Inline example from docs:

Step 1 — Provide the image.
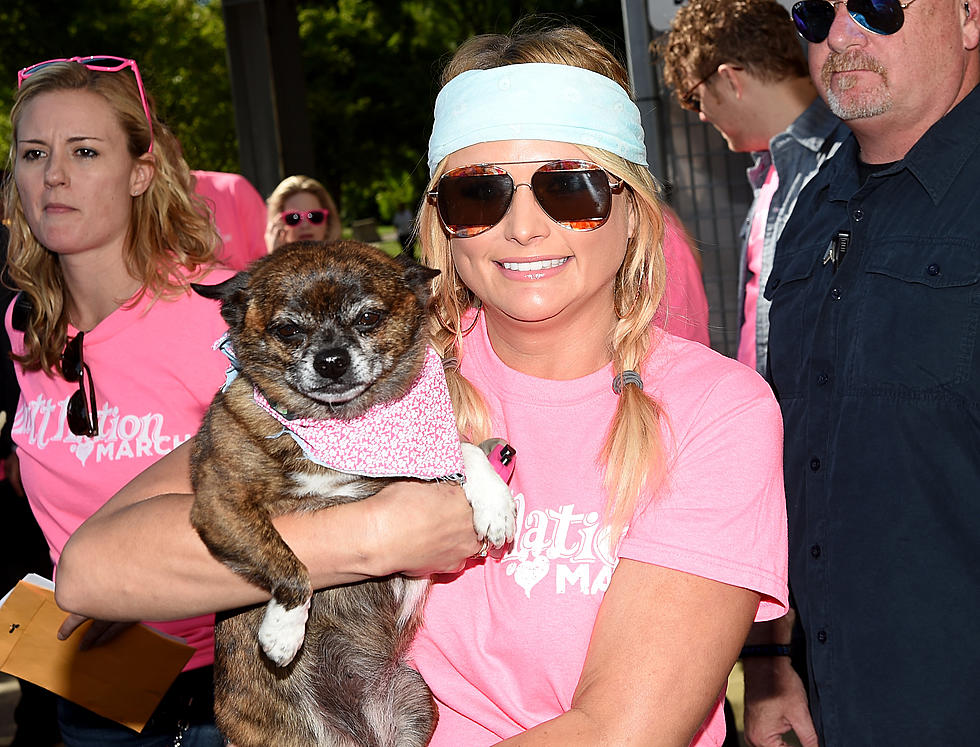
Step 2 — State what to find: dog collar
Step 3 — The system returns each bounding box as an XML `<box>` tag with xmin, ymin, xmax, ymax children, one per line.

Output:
<box><xmin>253</xmin><ymin>346</ymin><xmax>466</xmax><ymax>481</ymax></box>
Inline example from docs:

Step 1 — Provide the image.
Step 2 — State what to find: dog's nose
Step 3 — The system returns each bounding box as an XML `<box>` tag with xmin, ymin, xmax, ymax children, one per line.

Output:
<box><xmin>314</xmin><ymin>348</ymin><xmax>351</xmax><ymax>380</ymax></box>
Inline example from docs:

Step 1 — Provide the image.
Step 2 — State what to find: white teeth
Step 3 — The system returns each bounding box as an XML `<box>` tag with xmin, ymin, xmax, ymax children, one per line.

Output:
<box><xmin>501</xmin><ymin>258</ymin><xmax>568</xmax><ymax>272</ymax></box>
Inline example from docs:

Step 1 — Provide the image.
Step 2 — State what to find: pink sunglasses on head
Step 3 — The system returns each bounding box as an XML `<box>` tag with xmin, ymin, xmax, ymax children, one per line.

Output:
<box><xmin>17</xmin><ymin>55</ymin><xmax>154</xmax><ymax>153</ymax></box>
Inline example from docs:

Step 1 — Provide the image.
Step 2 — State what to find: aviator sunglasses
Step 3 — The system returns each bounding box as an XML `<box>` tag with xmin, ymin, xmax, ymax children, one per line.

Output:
<box><xmin>280</xmin><ymin>208</ymin><xmax>329</xmax><ymax>227</ymax></box>
<box><xmin>17</xmin><ymin>55</ymin><xmax>154</xmax><ymax>153</ymax></box>
<box><xmin>428</xmin><ymin>159</ymin><xmax>625</xmax><ymax>239</ymax></box>
<box><xmin>792</xmin><ymin>0</ymin><xmax>920</xmax><ymax>43</ymax></box>
<box><xmin>60</xmin><ymin>332</ymin><xmax>99</xmax><ymax>438</ymax></box>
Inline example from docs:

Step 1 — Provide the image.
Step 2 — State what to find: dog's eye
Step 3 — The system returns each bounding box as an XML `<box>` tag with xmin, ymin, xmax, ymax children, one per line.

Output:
<box><xmin>354</xmin><ymin>310</ymin><xmax>384</xmax><ymax>330</ymax></box>
<box><xmin>272</xmin><ymin>323</ymin><xmax>304</xmax><ymax>341</ymax></box>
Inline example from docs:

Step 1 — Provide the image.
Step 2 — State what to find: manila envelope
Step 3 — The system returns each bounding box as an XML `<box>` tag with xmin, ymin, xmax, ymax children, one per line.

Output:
<box><xmin>0</xmin><ymin>577</ymin><xmax>194</xmax><ymax>732</ymax></box>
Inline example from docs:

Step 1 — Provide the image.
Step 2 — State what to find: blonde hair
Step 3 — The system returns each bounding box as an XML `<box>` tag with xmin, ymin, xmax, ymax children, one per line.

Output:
<box><xmin>2</xmin><ymin>60</ymin><xmax>218</xmax><ymax>372</ymax></box>
<box><xmin>421</xmin><ymin>25</ymin><xmax>669</xmax><ymax>540</ymax></box>
<box><xmin>266</xmin><ymin>175</ymin><xmax>342</xmax><ymax>242</ymax></box>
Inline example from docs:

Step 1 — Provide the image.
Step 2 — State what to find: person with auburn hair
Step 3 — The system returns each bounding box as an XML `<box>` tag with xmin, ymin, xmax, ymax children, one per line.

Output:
<box><xmin>264</xmin><ymin>173</ymin><xmax>342</xmax><ymax>252</ymax></box>
<box><xmin>658</xmin><ymin>0</ymin><xmax>847</xmax><ymax>375</ymax></box>
<box><xmin>3</xmin><ymin>56</ymin><xmax>232</xmax><ymax>745</ymax></box>
<box><xmin>56</xmin><ymin>25</ymin><xmax>787</xmax><ymax>746</ymax></box>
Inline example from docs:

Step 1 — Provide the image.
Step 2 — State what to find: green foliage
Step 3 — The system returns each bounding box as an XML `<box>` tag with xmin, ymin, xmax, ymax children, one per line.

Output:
<box><xmin>296</xmin><ymin>0</ymin><xmax>625</xmax><ymax>221</ymax></box>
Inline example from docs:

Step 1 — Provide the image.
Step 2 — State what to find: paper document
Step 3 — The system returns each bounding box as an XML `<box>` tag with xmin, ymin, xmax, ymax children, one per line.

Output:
<box><xmin>0</xmin><ymin>574</ymin><xmax>194</xmax><ymax>732</ymax></box>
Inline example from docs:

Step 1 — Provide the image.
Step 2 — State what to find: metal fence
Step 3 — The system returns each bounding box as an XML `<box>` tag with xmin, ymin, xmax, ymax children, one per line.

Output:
<box><xmin>652</xmin><ymin>70</ymin><xmax>754</xmax><ymax>357</ymax></box>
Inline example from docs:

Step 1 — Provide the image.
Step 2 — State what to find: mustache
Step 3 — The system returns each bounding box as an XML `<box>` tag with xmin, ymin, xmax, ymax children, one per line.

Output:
<box><xmin>822</xmin><ymin>51</ymin><xmax>886</xmax><ymax>76</ymax></box>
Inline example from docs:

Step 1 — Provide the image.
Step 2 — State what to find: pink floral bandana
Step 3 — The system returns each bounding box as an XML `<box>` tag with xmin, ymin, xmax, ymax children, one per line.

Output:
<box><xmin>253</xmin><ymin>346</ymin><xmax>466</xmax><ymax>480</ymax></box>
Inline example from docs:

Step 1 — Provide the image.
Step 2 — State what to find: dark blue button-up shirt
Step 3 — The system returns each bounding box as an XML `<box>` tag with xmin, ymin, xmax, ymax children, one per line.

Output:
<box><xmin>765</xmin><ymin>83</ymin><xmax>980</xmax><ymax>746</ymax></box>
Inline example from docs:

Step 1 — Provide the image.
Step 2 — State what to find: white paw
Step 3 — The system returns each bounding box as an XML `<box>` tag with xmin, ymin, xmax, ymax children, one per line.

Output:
<box><xmin>258</xmin><ymin>597</ymin><xmax>310</xmax><ymax>666</ymax></box>
<box><xmin>460</xmin><ymin>442</ymin><xmax>517</xmax><ymax>548</ymax></box>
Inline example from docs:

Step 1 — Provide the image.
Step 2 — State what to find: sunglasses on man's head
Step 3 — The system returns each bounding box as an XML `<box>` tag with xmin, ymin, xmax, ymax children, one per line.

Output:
<box><xmin>427</xmin><ymin>159</ymin><xmax>625</xmax><ymax>239</ymax></box>
<box><xmin>792</xmin><ymin>0</ymin><xmax>919</xmax><ymax>44</ymax></box>
<box><xmin>281</xmin><ymin>209</ymin><xmax>329</xmax><ymax>227</ymax></box>
<box><xmin>60</xmin><ymin>332</ymin><xmax>99</xmax><ymax>438</ymax></box>
<box><xmin>17</xmin><ymin>56</ymin><xmax>154</xmax><ymax>153</ymax></box>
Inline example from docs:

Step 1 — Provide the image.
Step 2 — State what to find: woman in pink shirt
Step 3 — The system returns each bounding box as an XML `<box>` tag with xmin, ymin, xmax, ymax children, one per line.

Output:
<box><xmin>58</xmin><ymin>26</ymin><xmax>787</xmax><ymax>746</ymax></box>
<box><xmin>3</xmin><ymin>56</ymin><xmax>232</xmax><ymax>745</ymax></box>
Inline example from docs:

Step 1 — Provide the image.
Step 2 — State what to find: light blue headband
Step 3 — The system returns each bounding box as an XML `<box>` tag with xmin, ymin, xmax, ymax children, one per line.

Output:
<box><xmin>427</xmin><ymin>62</ymin><xmax>648</xmax><ymax>177</ymax></box>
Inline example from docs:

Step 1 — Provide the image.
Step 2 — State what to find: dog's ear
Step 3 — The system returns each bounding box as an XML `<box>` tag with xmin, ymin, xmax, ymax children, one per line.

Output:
<box><xmin>395</xmin><ymin>252</ymin><xmax>440</xmax><ymax>293</ymax></box>
<box><xmin>191</xmin><ymin>273</ymin><xmax>250</xmax><ymax>330</ymax></box>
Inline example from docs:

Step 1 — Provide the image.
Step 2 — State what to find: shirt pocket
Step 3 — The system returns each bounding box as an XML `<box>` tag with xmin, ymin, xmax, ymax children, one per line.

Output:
<box><xmin>764</xmin><ymin>245</ymin><xmax>826</xmax><ymax>400</ymax></box>
<box><xmin>847</xmin><ymin>238</ymin><xmax>980</xmax><ymax>394</ymax></box>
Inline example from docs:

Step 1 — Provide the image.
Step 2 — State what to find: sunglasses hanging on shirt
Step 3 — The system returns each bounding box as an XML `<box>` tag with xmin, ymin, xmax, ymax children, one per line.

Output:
<box><xmin>428</xmin><ymin>159</ymin><xmax>625</xmax><ymax>239</ymax></box>
<box><xmin>60</xmin><ymin>331</ymin><xmax>99</xmax><ymax>438</ymax></box>
<box><xmin>791</xmin><ymin>0</ymin><xmax>919</xmax><ymax>44</ymax></box>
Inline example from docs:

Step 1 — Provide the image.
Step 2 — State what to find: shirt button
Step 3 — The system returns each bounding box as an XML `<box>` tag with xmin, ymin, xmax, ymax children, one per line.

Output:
<box><xmin>927</xmin><ymin>263</ymin><xmax>941</xmax><ymax>276</ymax></box>
<box><xmin>810</xmin><ymin>457</ymin><xmax>821</xmax><ymax>472</ymax></box>
<box><xmin>817</xmin><ymin>630</ymin><xmax>828</xmax><ymax>643</ymax></box>
<box><xmin>830</xmin><ymin>288</ymin><xmax>842</xmax><ymax>300</ymax></box>
<box><xmin>817</xmin><ymin>372</ymin><xmax>830</xmax><ymax>386</ymax></box>
<box><xmin>852</xmin><ymin>209</ymin><xmax>864</xmax><ymax>221</ymax></box>
<box><xmin>810</xmin><ymin>544</ymin><xmax>822</xmax><ymax>558</ymax></box>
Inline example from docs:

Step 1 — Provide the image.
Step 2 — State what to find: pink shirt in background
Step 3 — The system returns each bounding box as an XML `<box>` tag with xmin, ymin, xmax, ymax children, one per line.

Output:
<box><xmin>657</xmin><ymin>208</ymin><xmax>710</xmax><ymax>346</ymax></box>
<box><xmin>737</xmin><ymin>165</ymin><xmax>779</xmax><ymax>369</ymax></box>
<box><xmin>5</xmin><ymin>268</ymin><xmax>234</xmax><ymax>670</ymax></box>
<box><xmin>413</xmin><ymin>318</ymin><xmax>789</xmax><ymax>746</ymax></box>
<box><xmin>193</xmin><ymin>170</ymin><xmax>268</xmax><ymax>271</ymax></box>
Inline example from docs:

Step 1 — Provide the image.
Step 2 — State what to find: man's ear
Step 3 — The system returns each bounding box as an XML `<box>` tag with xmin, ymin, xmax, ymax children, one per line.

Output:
<box><xmin>716</xmin><ymin>63</ymin><xmax>745</xmax><ymax>100</ymax></box>
<box><xmin>963</xmin><ymin>0</ymin><xmax>980</xmax><ymax>51</ymax></box>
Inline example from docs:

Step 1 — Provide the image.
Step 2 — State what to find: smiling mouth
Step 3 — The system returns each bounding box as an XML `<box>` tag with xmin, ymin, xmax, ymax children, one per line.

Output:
<box><xmin>499</xmin><ymin>258</ymin><xmax>569</xmax><ymax>272</ymax></box>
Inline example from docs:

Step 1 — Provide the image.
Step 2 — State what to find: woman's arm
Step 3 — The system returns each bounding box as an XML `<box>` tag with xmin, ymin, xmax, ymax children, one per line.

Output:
<box><xmin>499</xmin><ymin>559</ymin><xmax>759</xmax><ymax>747</ymax></box>
<box><xmin>56</xmin><ymin>439</ymin><xmax>483</xmax><ymax>621</ymax></box>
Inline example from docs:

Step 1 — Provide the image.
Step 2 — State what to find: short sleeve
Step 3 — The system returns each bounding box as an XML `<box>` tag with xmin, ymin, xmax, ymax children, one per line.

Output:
<box><xmin>619</xmin><ymin>367</ymin><xmax>789</xmax><ymax>621</ymax></box>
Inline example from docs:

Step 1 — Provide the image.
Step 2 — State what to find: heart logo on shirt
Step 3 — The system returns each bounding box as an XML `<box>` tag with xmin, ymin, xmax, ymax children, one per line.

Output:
<box><xmin>509</xmin><ymin>554</ymin><xmax>549</xmax><ymax>598</ymax></box>
<box><xmin>72</xmin><ymin>438</ymin><xmax>94</xmax><ymax>466</ymax></box>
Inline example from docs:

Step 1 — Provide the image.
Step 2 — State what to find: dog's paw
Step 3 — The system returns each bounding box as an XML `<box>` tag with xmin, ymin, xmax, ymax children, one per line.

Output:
<box><xmin>460</xmin><ymin>442</ymin><xmax>517</xmax><ymax>548</ymax></box>
<box><xmin>258</xmin><ymin>597</ymin><xmax>310</xmax><ymax>666</ymax></box>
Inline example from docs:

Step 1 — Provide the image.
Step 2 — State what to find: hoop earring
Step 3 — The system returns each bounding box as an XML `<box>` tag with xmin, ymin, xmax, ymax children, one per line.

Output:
<box><xmin>461</xmin><ymin>300</ymin><xmax>482</xmax><ymax>336</ymax></box>
<box><xmin>433</xmin><ymin>299</ymin><xmax>482</xmax><ymax>337</ymax></box>
<box><xmin>614</xmin><ymin>259</ymin><xmax>645</xmax><ymax>320</ymax></box>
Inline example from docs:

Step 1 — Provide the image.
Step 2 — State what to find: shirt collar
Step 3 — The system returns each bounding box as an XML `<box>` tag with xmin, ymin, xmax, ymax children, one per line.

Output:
<box><xmin>826</xmin><ymin>83</ymin><xmax>980</xmax><ymax>205</ymax></box>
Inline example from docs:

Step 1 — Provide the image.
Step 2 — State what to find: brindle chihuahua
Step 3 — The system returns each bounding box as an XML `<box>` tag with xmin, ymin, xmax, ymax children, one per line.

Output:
<box><xmin>189</xmin><ymin>240</ymin><xmax>516</xmax><ymax>747</ymax></box>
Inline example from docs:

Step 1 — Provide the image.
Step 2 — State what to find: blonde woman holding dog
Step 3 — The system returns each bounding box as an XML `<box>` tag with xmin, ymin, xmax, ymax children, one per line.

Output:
<box><xmin>58</xmin><ymin>25</ymin><xmax>789</xmax><ymax>746</ymax></box>
<box><xmin>3</xmin><ymin>57</ymin><xmax>234</xmax><ymax>745</ymax></box>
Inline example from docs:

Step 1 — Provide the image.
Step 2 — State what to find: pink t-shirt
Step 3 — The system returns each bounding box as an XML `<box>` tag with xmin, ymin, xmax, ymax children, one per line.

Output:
<box><xmin>5</xmin><ymin>267</ymin><xmax>235</xmax><ymax>670</ymax></box>
<box><xmin>193</xmin><ymin>170</ymin><xmax>268</xmax><ymax>271</ymax></box>
<box><xmin>737</xmin><ymin>165</ymin><xmax>779</xmax><ymax>369</ymax></box>
<box><xmin>413</xmin><ymin>319</ymin><xmax>788</xmax><ymax>746</ymax></box>
<box><xmin>658</xmin><ymin>209</ymin><xmax>710</xmax><ymax>346</ymax></box>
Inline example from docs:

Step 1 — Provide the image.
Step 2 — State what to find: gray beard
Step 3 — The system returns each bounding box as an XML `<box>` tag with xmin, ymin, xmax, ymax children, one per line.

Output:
<box><xmin>825</xmin><ymin>90</ymin><xmax>893</xmax><ymax>120</ymax></box>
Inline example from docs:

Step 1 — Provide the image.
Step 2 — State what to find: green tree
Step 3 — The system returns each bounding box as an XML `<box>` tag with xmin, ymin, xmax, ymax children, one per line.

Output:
<box><xmin>295</xmin><ymin>0</ymin><xmax>624</xmax><ymax>221</ymax></box>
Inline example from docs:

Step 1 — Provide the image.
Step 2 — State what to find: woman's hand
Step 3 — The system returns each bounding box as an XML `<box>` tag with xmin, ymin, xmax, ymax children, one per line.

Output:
<box><xmin>325</xmin><ymin>479</ymin><xmax>485</xmax><ymax>581</ymax></box>
<box><xmin>57</xmin><ymin>614</ymin><xmax>138</xmax><ymax>650</ymax></box>
<box><xmin>264</xmin><ymin>216</ymin><xmax>286</xmax><ymax>253</ymax></box>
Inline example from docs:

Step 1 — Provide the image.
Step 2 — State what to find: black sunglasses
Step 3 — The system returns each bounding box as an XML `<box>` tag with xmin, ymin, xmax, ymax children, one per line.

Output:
<box><xmin>281</xmin><ymin>209</ymin><xmax>329</xmax><ymax>227</ymax></box>
<box><xmin>427</xmin><ymin>159</ymin><xmax>625</xmax><ymax>239</ymax></box>
<box><xmin>60</xmin><ymin>332</ymin><xmax>99</xmax><ymax>437</ymax></box>
<box><xmin>792</xmin><ymin>0</ymin><xmax>919</xmax><ymax>43</ymax></box>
